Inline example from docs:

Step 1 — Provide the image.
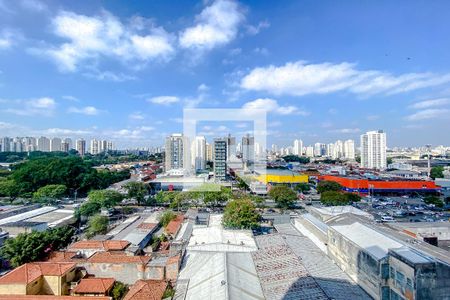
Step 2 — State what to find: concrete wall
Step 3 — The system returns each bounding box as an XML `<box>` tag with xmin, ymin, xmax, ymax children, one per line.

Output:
<box><xmin>80</xmin><ymin>262</ymin><xmax>147</xmax><ymax>285</ymax></box>
<box><xmin>41</xmin><ymin>276</ymin><xmax>61</xmax><ymax>295</ymax></box>
<box><xmin>0</xmin><ymin>283</ymin><xmax>27</xmax><ymax>295</ymax></box>
<box><xmin>327</xmin><ymin>228</ymin><xmax>381</xmax><ymax>299</ymax></box>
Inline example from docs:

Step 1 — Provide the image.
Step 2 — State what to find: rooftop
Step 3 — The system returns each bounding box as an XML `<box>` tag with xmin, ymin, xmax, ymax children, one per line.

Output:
<box><xmin>0</xmin><ymin>296</ymin><xmax>110</xmax><ymax>300</ymax></box>
<box><xmin>0</xmin><ymin>262</ymin><xmax>76</xmax><ymax>284</ymax></box>
<box><xmin>124</xmin><ymin>279</ymin><xmax>167</xmax><ymax>300</ymax></box>
<box><xmin>87</xmin><ymin>252</ymin><xmax>151</xmax><ymax>264</ymax></box>
<box><xmin>165</xmin><ymin>215</ymin><xmax>184</xmax><ymax>235</ymax></box>
<box><xmin>69</xmin><ymin>240</ymin><xmax>130</xmax><ymax>251</ymax></box>
<box><xmin>74</xmin><ymin>278</ymin><xmax>115</xmax><ymax>294</ymax></box>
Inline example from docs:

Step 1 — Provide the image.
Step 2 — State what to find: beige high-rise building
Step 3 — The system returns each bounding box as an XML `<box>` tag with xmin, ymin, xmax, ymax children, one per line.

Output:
<box><xmin>76</xmin><ymin>139</ymin><xmax>86</xmax><ymax>156</ymax></box>
<box><xmin>165</xmin><ymin>134</ymin><xmax>190</xmax><ymax>172</ymax></box>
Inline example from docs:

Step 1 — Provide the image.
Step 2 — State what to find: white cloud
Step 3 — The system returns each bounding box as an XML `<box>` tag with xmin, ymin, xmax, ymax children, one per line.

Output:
<box><xmin>20</xmin><ymin>0</ymin><xmax>47</xmax><ymax>12</ymax></box>
<box><xmin>405</xmin><ymin>109</ymin><xmax>450</xmax><ymax>121</ymax></box>
<box><xmin>35</xmin><ymin>10</ymin><xmax>174</xmax><ymax>72</ymax></box>
<box><xmin>198</xmin><ymin>83</ymin><xmax>209</xmax><ymax>92</ymax></box>
<box><xmin>62</xmin><ymin>95</ymin><xmax>79</xmax><ymax>102</ymax></box>
<box><xmin>68</xmin><ymin>106</ymin><xmax>101</xmax><ymax>115</ymax></box>
<box><xmin>179</xmin><ymin>0</ymin><xmax>244</xmax><ymax>50</ymax></box>
<box><xmin>148</xmin><ymin>96</ymin><xmax>180</xmax><ymax>105</ymax></box>
<box><xmin>409</xmin><ymin>98</ymin><xmax>450</xmax><ymax>109</ymax></box>
<box><xmin>245</xmin><ymin>20</ymin><xmax>270</xmax><ymax>35</ymax></box>
<box><xmin>3</xmin><ymin>97</ymin><xmax>56</xmax><ymax>116</ymax></box>
<box><xmin>0</xmin><ymin>29</ymin><xmax>15</xmax><ymax>50</ymax></box>
<box><xmin>329</xmin><ymin>128</ymin><xmax>361</xmax><ymax>134</ymax></box>
<box><xmin>129</xmin><ymin>112</ymin><xmax>145</xmax><ymax>120</ymax></box>
<box><xmin>42</xmin><ymin>128</ymin><xmax>93</xmax><ymax>136</ymax></box>
<box><xmin>241</xmin><ymin>61</ymin><xmax>450</xmax><ymax>97</ymax></box>
<box><xmin>242</xmin><ymin>98</ymin><xmax>308</xmax><ymax>115</ymax></box>
<box><xmin>83</xmin><ymin>69</ymin><xmax>137</xmax><ymax>82</ymax></box>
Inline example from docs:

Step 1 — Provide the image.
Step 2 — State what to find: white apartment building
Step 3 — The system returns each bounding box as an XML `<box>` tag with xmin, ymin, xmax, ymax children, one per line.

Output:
<box><xmin>306</xmin><ymin>146</ymin><xmax>314</xmax><ymax>157</ymax></box>
<box><xmin>76</xmin><ymin>139</ymin><xmax>86</xmax><ymax>156</ymax></box>
<box><xmin>192</xmin><ymin>136</ymin><xmax>206</xmax><ymax>171</ymax></box>
<box><xmin>37</xmin><ymin>136</ymin><xmax>50</xmax><ymax>152</ymax></box>
<box><xmin>360</xmin><ymin>130</ymin><xmax>387</xmax><ymax>169</ymax></box>
<box><xmin>293</xmin><ymin>139</ymin><xmax>303</xmax><ymax>156</ymax></box>
<box><xmin>343</xmin><ymin>139</ymin><xmax>355</xmax><ymax>160</ymax></box>
<box><xmin>165</xmin><ymin>134</ymin><xmax>190</xmax><ymax>172</ymax></box>
<box><xmin>50</xmin><ymin>137</ymin><xmax>62</xmax><ymax>152</ymax></box>
<box><xmin>90</xmin><ymin>139</ymin><xmax>100</xmax><ymax>155</ymax></box>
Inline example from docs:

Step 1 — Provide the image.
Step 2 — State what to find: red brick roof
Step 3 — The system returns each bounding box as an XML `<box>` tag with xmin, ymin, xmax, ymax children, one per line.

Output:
<box><xmin>87</xmin><ymin>252</ymin><xmax>151</xmax><ymax>264</ymax></box>
<box><xmin>47</xmin><ymin>252</ymin><xmax>85</xmax><ymax>263</ymax></box>
<box><xmin>0</xmin><ymin>262</ymin><xmax>76</xmax><ymax>284</ymax></box>
<box><xmin>165</xmin><ymin>215</ymin><xmax>184</xmax><ymax>235</ymax></box>
<box><xmin>74</xmin><ymin>278</ymin><xmax>115</xmax><ymax>294</ymax></box>
<box><xmin>0</xmin><ymin>296</ymin><xmax>110</xmax><ymax>300</ymax></box>
<box><xmin>167</xmin><ymin>255</ymin><xmax>180</xmax><ymax>265</ymax></box>
<box><xmin>124</xmin><ymin>280</ymin><xmax>167</xmax><ymax>300</ymax></box>
<box><xmin>69</xmin><ymin>240</ymin><xmax>130</xmax><ymax>251</ymax></box>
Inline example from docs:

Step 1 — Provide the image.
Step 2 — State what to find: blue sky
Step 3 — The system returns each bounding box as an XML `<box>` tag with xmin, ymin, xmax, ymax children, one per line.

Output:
<box><xmin>0</xmin><ymin>0</ymin><xmax>450</xmax><ymax>148</ymax></box>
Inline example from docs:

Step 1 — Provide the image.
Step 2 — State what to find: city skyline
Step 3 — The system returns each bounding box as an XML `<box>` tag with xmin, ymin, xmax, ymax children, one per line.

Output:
<box><xmin>1</xmin><ymin>0</ymin><xmax>450</xmax><ymax>148</ymax></box>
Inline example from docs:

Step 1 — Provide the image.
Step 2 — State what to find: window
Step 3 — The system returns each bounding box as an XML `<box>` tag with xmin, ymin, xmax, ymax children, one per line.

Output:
<box><xmin>390</xmin><ymin>266</ymin><xmax>395</xmax><ymax>280</ymax></box>
<box><xmin>381</xmin><ymin>263</ymin><xmax>390</xmax><ymax>279</ymax></box>
<box><xmin>396</xmin><ymin>271</ymin><xmax>405</xmax><ymax>287</ymax></box>
<box><xmin>406</xmin><ymin>278</ymin><xmax>413</xmax><ymax>290</ymax></box>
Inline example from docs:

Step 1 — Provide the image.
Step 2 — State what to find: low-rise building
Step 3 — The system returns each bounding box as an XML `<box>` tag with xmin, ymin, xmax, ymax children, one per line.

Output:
<box><xmin>72</xmin><ymin>278</ymin><xmax>115</xmax><ymax>297</ymax></box>
<box><xmin>124</xmin><ymin>279</ymin><xmax>167</xmax><ymax>300</ymax></box>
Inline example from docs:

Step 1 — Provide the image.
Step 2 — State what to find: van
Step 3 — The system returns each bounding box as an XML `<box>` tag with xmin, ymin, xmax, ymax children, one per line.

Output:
<box><xmin>381</xmin><ymin>216</ymin><xmax>395</xmax><ymax>222</ymax></box>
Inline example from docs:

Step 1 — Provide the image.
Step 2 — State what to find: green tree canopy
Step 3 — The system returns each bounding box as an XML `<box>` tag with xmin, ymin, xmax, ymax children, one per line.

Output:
<box><xmin>86</xmin><ymin>214</ymin><xmax>109</xmax><ymax>238</ymax></box>
<box><xmin>424</xmin><ymin>195</ymin><xmax>444</xmax><ymax>208</ymax></box>
<box><xmin>160</xmin><ymin>211</ymin><xmax>176</xmax><ymax>227</ymax></box>
<box><xmin>317</xmin><ymin>180</ymin><xmax>342</xmax><ymax>193</ymax></box>
<box><xmin>123</xmin><ymin>181</ymin><xmax>148</xmax><ymax>205</ymax></box>
<box><xmin>33</xmin><ymin>184</ymin><xmax>67</xmax><ymax>202</ymax></box>
<box><xmin>0</xmin><ymin>179</ymin><xmax>21</xmax><ymax>202</ymax></box>
<box><xmin>88</xmin><ymin>190</ymin><xmax>124</xmax><ymax>208</ymax></box>
<box><xmin>268</xmin><ymin>185</ymin><xmax>297</xmax><ymax>209</ymax></box>
<box><xmin>222</xmin><ymin>199</ymin><xmax>260</xmax><ymax>229</ymax></box>
<box><xmin>0</xmin><ymin>226</ymin><xmax>74</xmax><ymax>267</ymax></box>
<box><xmin>111</xmin><ymin>281</ymin><xmax>128</xmax><ymax>300</ymax></box>
<box><xmin>282</xmin><ymin>155</ymin><xmax>310</xmax><ymax>163</ymax></box>
<box><xmin>320</xmin><ymin>191</ymin><xmax>348</xmax><ymax>206</ymax></box>
<box><xmin>430</xmin><ymin>166</ymin><xmax>444</xmax><ymax>179</ymax></box>
<box><xmin>295</xmin><ymin>183</ymin><xmax>311</xmax><ymax>193</ymax></box>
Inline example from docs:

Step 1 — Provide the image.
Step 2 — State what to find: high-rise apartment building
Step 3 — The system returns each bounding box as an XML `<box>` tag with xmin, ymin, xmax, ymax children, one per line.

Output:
<box><xmin>192</xmin><ymin>136</ymin><xmax>206</xmax><ymax>171</ymax></box>
<box><xmin>165</xmin><ymin>134</ymin><xmax>189</xmax><ymax>171</ymax></box>
<box><xmin>90</xmin><ymin>139</ymin><xmax>100</xmax><ymax>155</ymax></box>
<box><xmin>1</xmin><ymin>137</ymin><xmax>11</xmax><ymax>152</ymax></box>
<box><xmin>242</xmin><ymin>134</ymin><xmax>254</xmax><ymax>162</ymax></box>
<box><xmin>333</xmin><ymin>140</ymin><xmax>344</xmax><ymax>159</ymax></box>
<box><xmin>293</xmin><ymin>139</ymin><xmax>303</xmax><ymax>156</ymax></box>
<box><xmin>213</xmin><ymin>138</ymin><xmax>227</xmax><ymax>181</ymax></box>
<box><xmin>344</xmin><ymin>139</ymin><xmax>355</xmax><ymax>160</ymax></box>
<box><xmin>206</xmin><ymin>143</ymin><xmax>213</xmax><ymax>161</ymax></box>
<box><xmin>326</xmin><ymin>143</ymin><xmax>335</xmax><ymax>157</ymax></box>
<box><xmin>306</xmin><ymin>146</ymin><xmax>314</xmax><ymax>157</ymax></box>
<box><xmin>226</xmin><ymin>134</ymin><xmax>236</xmax><ymax>160</ymax></box>
<box><xmin>360</xmin><ymin>130</ymin><xmax>387</xmax><ymax>169</ymax></box>
<box><xmin>63</xmin><ymin>138</ymin><xmax>73</xmax><ymax>150</ymax></box>
<box><xmin>314</xmin><ymin>143</ymin><xmax>326</xmax><ymax>157</ymax></box>
<box><xmin>50</xmin><ymin>137</ymin><xmax>62</xmax><ymax>152</ymax></box>
<box><xmin>76</xmin><ymin>139</ymin><xmax>86</xmax><ymax>156</ymax></box>
<box><xmin>37</xmin><ymin>136</ymin><xmax>50</xmax><ymax>152</ymax></box>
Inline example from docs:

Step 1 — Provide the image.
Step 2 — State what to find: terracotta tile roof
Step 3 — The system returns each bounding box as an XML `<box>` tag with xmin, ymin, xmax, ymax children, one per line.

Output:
<box><xmin>47</xmin><ymin>252</ymin><xmax>85</xmax><ymax>263</ymax></box>
<box><xmin>74</xmin><ymin>278</ymin><xmax>115</xmax><ymax>294</ymax></box>
<box><xmin>69</xmin><ymin>240</ymin><xmax>130</xmax><ymax>251</ymax></box>
<box><xmin>167</xmin><ymin>255</ymin><xmax>180</xmax><ymax>265</ymax></box>
<box><xmin>0</xmin><ymin>296</ymin><xmax>110</xmax><ymax>300</ymax></box>
<box><xmin>124</xmin><ymin>280</ymin><xmax>167</xmax><ymax>300</ymax></box>
<box><xmin>137</xmin><ymin>223</ymin><xmax>158</xmax><ymax>230</ymax></box>
<box><xmin>165</xmin><ymin>215</ymin><xmax>184</xmax><ymax>235</ymax></box>
<box><xmin>87</xmin><ymin>252</ymin><xmax>151</xmax><ymax>264</ymax></box>
<box><xmin>0</xmin><ymin>262</ymin><xmax>76</xmax><ymax>284</ymax></box>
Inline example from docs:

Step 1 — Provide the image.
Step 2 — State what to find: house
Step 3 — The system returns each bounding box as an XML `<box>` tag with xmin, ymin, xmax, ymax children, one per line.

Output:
<box><xmin>165</xmin><ymin>215</ymin><xmax>184</xmax><ymax>238</ymax></box>
<box><xmin>0</xmin><ymin>262</ymin><xmax>79</xmax><ymax>296</ymax></box>
<box><xmin>124</xmin><ymin>280</ymin><xmax>167</xmax><ymax>300</ymax></box>
<box><xmin>73</xmin><ymin>278</ymin><xmax>115</xmax><ymax>297</ymax></box>
<box><xmin>67</xmin><ymin>240</ymin><xmax>130</xmax><ymax>257</ymax></box>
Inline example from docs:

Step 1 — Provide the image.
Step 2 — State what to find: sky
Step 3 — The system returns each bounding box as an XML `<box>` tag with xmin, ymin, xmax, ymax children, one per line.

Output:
<box><xmin>1</xmin><ymin>0</ymin><xmax>450</xmax><ymax>149</ymax></box>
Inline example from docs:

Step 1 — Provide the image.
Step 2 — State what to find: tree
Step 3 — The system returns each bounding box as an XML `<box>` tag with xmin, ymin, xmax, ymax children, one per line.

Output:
<box><xmin>320</xmin><ymin>191</ymin><xmax>348</xmax><ymax>206</ymax></box>
<box><xmin>86</xmin><ymin>215</ymin><xmax>109</xmax><ymax>238</ymax></box>
<box><xmin>386</xmin><ymin>157</ymin><xmax>393</xmax><ymax>165</ymax></box>
<box><xmin>88</xmin><ymin>190</ymin><xmax>123</xmax><ymax>208</ymax></box>
<box><xmin>79</xmin><ymin>200</ymin><xmax>102</xmax><ymax>217</ymax></box>
<box><xmin>430</xmin><ymin>166</ymin><xmax>444</xmax><ymax>179</ymax></box>
<box><xmin>317</xmin><ymin>180</ymin><xmax>342</xmax><ymax>193</ymax></box>
<box><xmin>222</xmin><ymin>199</ymin><xmax>260</xmax><ymax>229</ymax></box>
<box><xmin>123</xmin><ymin>181</ymin><xmax>148</xmax><ymax>205</ymax></box>
<box><xmin>0</xmin><ymin>226</ymin><xmax>74</xmax><ymax>267</ymax></box>
<box><xmin>268</xmin><ymin>185</ymin><xmax>297</xmax><ymax>209</ymax></box>
<box><xmin>160</xmin><ymin>211</ymin><xmax>176</xmax><ymax>227</ymax></box>
<box><xmin>110</xmin><ymin>281</ymin><xmax>128</xmax><ymax>300</ymax></box>
<box><xmin>295</xmin><ymin>183</ymin><xmax>311</xmax><ymax>193</ymax></box>
<box><xmin>282</xmin><ymin>155</ymin><xmax>310</xmax><ymax>164</ymax></box>
<box><xmin>424</xmin><ymin>195</ymin><xmax>444</xmax><ymax>208</ymax></box>
<box><xmin>345</xmin><ymin>193</ymin><xmax>362</xmax><ymax>203</ymax></box>
<box><xmin>33</xmin><ymin>184</ymin><xmax>67</xmax><ymax>203</ymax></box>
<box><xmin>0</xmin><ymin>179</ymin><xmax>20</xmax><ymax>202</ymax></box>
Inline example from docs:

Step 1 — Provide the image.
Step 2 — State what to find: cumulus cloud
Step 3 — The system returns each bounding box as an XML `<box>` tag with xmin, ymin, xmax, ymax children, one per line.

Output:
<box><xmin>405</xmin><ymin>109</ymin><xmax>450</xmax><ymax>121</ymax></box>
<box><xmin>33</xmin><ymin>10</ymin><xmax>174</xmax><ymax>72</ymax></box>
<box><xmin>129</xmin><ymin>112</ymin><xmax>145</xmax><ymax>120</ymax></box>
<box><xmin>409</xmin><ymin>98</ymin><xmax>450</xmax><ymax>109</ymax></box>
<box><xmin>179</xmin><ymin>0</ymin><xmax>244</xmax><ymax>50</ymax></box>
<box><xmin>0</xmin><ymin>29</ymin><xmax>16</xmax><ymax>50</ymax></box>
<box><xmin>148</xmin><ymin>96</ymin><xmax>180</xmax><ymax>105</ymax></box>
<box><xmin>245</xmin><ymin>20</ymin><xmax>270</xmax><ymax>35</ymax></box>
<box><xmin>2</xmin><ymin>97</ymin><xmax>56</xmax><ymax>116</ymax></box>
<box><xmin>240</xmin><ymin>61</ymin><xmax>450</xmax><ymax>97</ymax></box>
<box><xmin>242</xmin><ymin>98</ymin><xmax>309</xmax><ymax>115</ymax></box>
<box><xmin>68</xmin><ymin>106</ymin><xmax>102</xmax><ymax>115</ymax></box>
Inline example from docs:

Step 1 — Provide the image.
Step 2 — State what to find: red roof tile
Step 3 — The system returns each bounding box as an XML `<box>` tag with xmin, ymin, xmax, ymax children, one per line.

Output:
<box><xmin>74</xmin><ymin>278</ymin><xmax>115</xmax><ymax>294</ymax></box>
<box><xmin>165</xmin><ymin>215</ymin><xmax>184</xmax><ymax>235</ymax></box>
<box><xmin>0</xmin><ymin>262</ymin><xmax>76</xmax><ymax>284</ymax></box>
<box><xmin>69</xmin><ymin>240</ymin><xmax>130</xmax><ymax>251</ymax></box>
<box><xmin>0</xmin><ymin>296</ymin><xmax>110</xmax><ymax>300</ymax></box>
<box><xmin>47</xmin><ymin>252</ymin><xmax>84</xmax><ymax>263</ymax></box>
<box><xmin>124</xmin><ymin>280</ymin><xmax>167</xmax><ymax>300</ymax></box>
<box><xmin>87</xmin><ymin>252</ymin><xmax>151</xmax><ymax>264</ymax></box>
